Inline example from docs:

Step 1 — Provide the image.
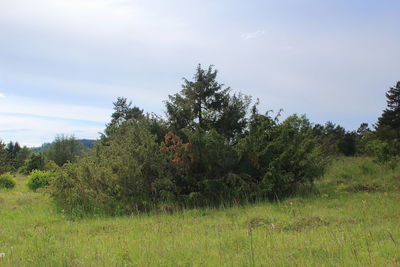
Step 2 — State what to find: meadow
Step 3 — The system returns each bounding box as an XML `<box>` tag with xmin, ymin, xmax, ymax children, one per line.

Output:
<box><xmin>0</xmin><ymin>157</ymin><xmax>399</xmax><ymax>266</ymax></box>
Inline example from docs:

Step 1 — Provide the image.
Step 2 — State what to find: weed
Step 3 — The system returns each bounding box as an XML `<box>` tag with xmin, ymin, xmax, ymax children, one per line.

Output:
<box><xmin>0</xmin><ymin>157</ymin><xmax>399</xmax><ymax>266</ymax></box>
<box><xmin>346</xmin><ymin>184</ymin><xmax>381</xmax><ymax>193</ymax></box>
<box><xmin>246</xmin><ymin>217</ymin><xmax>271</xmax><ymax>229</ymax></box>
<box><xmin>283</xmin><ymin>216</ymin><xmax>330</xmax><ymax>232</ymax></box>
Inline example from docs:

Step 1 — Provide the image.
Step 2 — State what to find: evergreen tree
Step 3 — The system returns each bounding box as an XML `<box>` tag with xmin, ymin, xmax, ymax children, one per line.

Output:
<box><xmin>376</xmin><ymin>81</ymin><xmax>400</xmax><ymax>140</ymax></box>
<box><xmin>6</xmin><ymin>142</ymin><xmax>21</xmax><ymax>159</ymax></box>
<box><xmin>15</xmin><ymin>146</ymin><xmax>31</xmax><ymax>169</ymax></box>
<box><xmin>45</xmin><ymin>135</ymin><xmax>84</xmax><ymax>166</ymax></box>
<box><xmin>23</xmin><ymin>153</ymin><xmax>46</xmax><ymax>174</ymax></box>
<box><xmin>166</xmin><ymin>64</ymin><xmax>250</xmax><ymax>140</ymax></box>
<box><xmin>104</xmin><ymin>97</ymin><xmax>144</xmax><ymax>137</ymax></box>
<box><xmin>0</xmin><ymin>141</ymin><xmax>10</xmax><ymax>174</ymax></box>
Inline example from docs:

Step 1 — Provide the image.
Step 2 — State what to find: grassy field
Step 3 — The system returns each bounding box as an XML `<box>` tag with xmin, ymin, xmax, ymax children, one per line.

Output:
<box><xmin>0</xmin><ymin>157</ymin><xmax>399</xmax><ymax>266</ymax></box>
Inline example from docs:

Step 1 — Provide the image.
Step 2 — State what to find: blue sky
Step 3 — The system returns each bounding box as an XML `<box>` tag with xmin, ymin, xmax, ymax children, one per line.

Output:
<box><xmin>0</xmin><ymin>0</ymin><xmax>399</xmax><ymax>146</ymax></box>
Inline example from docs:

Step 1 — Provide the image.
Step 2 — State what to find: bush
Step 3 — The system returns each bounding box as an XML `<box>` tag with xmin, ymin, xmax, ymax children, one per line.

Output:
<box><xmin>21</xmin><ymin>153</ymin><xmax>46</xmax><ymax>175</ymax></box>
<box><xmin>26</xmin><ymin>170</ymin><xmax>55</xmax><ymax>191</ymax></box>
<box><xmin>0</xmin><ymin>173</ymin><xmax>16</xmax><ymax>189</ymax></box>
<box><xmin>51</xmin><ymin>112</ymin><xmax>328</xmax><ymax>215</ymax></box>
<box><xmin>51</xmin><ymin>120</ymin><xmax>174</xmax><ymax>215</ymax></box>
<box><xmin>236</xmin><ymin>114</ymin><xmax>328</xmax><ymax>199</ymax></box>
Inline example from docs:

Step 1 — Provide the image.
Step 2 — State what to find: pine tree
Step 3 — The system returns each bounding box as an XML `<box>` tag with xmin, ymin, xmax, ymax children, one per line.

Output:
<box><xmin>0</xmin><ymin>141</ymin><xmax>10</xmax><ymax>174</ymax></box>
<box><xmin>104</xmin><ymin>97</ymin><xmax>144</xmax><ymax>137</ymax></box>
<box><xmin>166</xmin><ymin>64</ymin><xmax>250</xmax><ymax>139</ymax></box>
<box><xmin>376</xmin><ymin>81</ymin><xmax>400</xmax><ymax>140</ymax></box>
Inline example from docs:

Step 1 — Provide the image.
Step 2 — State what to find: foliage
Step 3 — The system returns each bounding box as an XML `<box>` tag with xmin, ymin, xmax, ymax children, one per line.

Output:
<box><xmin>0</xmin><ymin>172</ymin><xmax>16</xmax><ymax>189</ymax></box>
<box><xmin>104</xmin><ymin>97</ymin><xmax>144</xmax><ymax>138</ymax></box>
<box><xmin>6</xmin><ymin>141</ymin><xmax>21</xmax><ymax>162</ymax></box>
<box><xmin>21</xmin><ymin>153</ymin><xmax>46</xmax><ymax>175</ymax></box>
<box><xmin>4</xmin><ymin>142</ymin><xmax>31</xmax><ymax>171</ymax></box>
<box><xmin>312</xmin><ymin>122</ymin><xmax>358</xmax><ymax>156</ymax></box>
<box><xmin>1</xmin><ymin>157</ymin><xmax>400</xmax><ymax>266</ymax></box>
<box><xmin>14</xmin><ymin>146</ymin><xmax>31</xmax><ymax>170</ymax></box>
<box><xmin>364</xmin><ymin>139</ymin><xmax>400</xmax><ymax>166</ymax></box>
<box><xmin>237</xmin><ymin>110</ymin><xmax>327</xmax><ymax>199</ymax></box>
<box><xmin>26</xmin><ymin>170</ymin><xmax>55</xmax><ymax>191</ymax></box>
<box><xmin>49</xmin><ymin>65</ymin><xmax>330</xmax><ymax>214</ymax></box>
<box><xmin>30</xmin><ymin>169</ymin><xmax>53</xmax><ymax>187</ymax></box>
<box><xmin>51</xmin><ymin>119</ymin><xmax>174</xmax><ymax>214</ymax></box>
<box><xmin>0</xmin><ymin>141</ymin><xmax>10</xmax><ymax>175</ymax></box>
<box><xmin>166</xmin><ymin>64</ymin><xmax>251</xmax><ymax>140</ymax></box>
<box><xmin>376</xmin><ymin>81</ymin><xmax>400</xmax><ymax>141</ymax></box>
<box><xmin>161</xmin><ymin>129</ymin><xmax>251</xmax><ymax>205</ymax></box>
<box><xmin>45</xmin><ymin>135</ymin><xmax>85</xmax><ymax>166</ymax></box>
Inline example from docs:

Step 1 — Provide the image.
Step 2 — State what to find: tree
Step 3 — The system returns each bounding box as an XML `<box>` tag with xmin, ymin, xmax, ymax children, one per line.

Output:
<box><xmin>236</xmin><ymin>110</ymin><xmax>327</xmax><ymax>199</ymax></box>
<box><xmin>14</xmin><ymin>146</ymin><xmax>31</xmax><ymax>169</ymax></box>
<box><xmin>376</xmin><ymin>81</ymin><xmax>400</xmax><ymax>140</ymax></box>
<box><xmin>23</xmin><ymin>153</ymin><xmax>46</xmax><ymax>174</ymax></box>
<box><xmin>313</xmin><ymin>122</ymin><xmax>346</xmax><ymax>155</ymax></box>
<box><xmin>6</xmin><ymin>142</ymin><xmax>21</xmax><ymax>159</ymax></box>
<box><xmin>104</xmin><ymin>97</ymin><xmax>144</xmax><ymax>137</ymax></box>
<box><xmin>0</xmin><ymin>141</ymin><xmax>10</xmax><ymax>174</ymax></box>
<box><xmin>166</xmin><ymin>64</ymin><xmax>251</xmax><ymax>140</ymax></box>
<box><xmin>4</xmin><ymin>142</ymin><xmax>29</xmax><ymax>171</ymax></box>
<box><xmin>45</xmin><ymin>135</ymin><xmax>85</xmax><ymax>166</ymax></box>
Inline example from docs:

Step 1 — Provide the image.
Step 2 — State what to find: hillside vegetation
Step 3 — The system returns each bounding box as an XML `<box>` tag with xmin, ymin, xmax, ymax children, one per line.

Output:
<box><xmin>0</xmin><ymin>157</ymin><xmax>399</xmax><ymax>266</ymax></box>
<box><xmin>0</xmin><ymin>67</ymin><xmax>399</xmax><ymax>265</ymax></box>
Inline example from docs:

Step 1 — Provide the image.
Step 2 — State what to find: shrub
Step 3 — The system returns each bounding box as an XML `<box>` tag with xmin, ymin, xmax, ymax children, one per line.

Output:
<box><xmin>366</xmin><ymin>140</ymin><xmax>391</xmax><ymax>164</ymax></box>
<box><xmin>0</xmin><ymin>173</ymin><xmax>16</xmax><ymax>189</ymax></box>
<box><xmin>236</xmin><ymin>114</ymin><xmax>328</xmax><ymax>199</ymax></box>
<box><xmin>21</xmin><ymin>153</ymin><xmax>46</xmax><ymax>175</ymax></box>
<box><xmin>51</xmin><ymin>120</ymin><xmax>175</xmax><ymax>215</ymax></box>
<box><xmin>51</xmin><ymin>111</ymin><xmax>329</xmax><ymax>215</ymax></box>
<box><xmin>26</xmin><ymin>170</ymin><xmax>55</xmax><ymax>191</ymax></box>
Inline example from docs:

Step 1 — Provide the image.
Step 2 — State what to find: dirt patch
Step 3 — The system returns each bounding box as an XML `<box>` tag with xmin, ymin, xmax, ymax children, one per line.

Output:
<box><xmin>16</xmin><ymin>197</ymin><xmax>33</xmax><ymax>206</ymax></box>
<box><xmin>246</xmin><ymin>217</ymin><xmax>272</xmax><ymax>229</ymax></box>
<box><xmin>284</xmin><ymin>216</ymin><xmax>330</xmax><ymax>232</ymax></box>
<box><xmin>346</xmin><ymin>184</ymin><xmax>381</xmax><ymax>193</ymax></box>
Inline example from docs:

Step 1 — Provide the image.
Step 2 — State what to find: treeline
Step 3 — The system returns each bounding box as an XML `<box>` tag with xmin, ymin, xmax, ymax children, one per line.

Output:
<box><xmin>1</xmin><ymin>65</ymin><xmax>399</xmax><ymax>216</ymax></box>
<box><xmin>0</xmin><ymin>135</ymin><xmax>88</xmax><ymax>176</ymax></box>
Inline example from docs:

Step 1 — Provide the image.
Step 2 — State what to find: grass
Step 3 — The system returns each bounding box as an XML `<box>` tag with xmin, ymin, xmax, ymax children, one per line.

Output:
<box><xmin>0</xmin><ymin>157</ymin><xmax>400</xmax><ymax>266</ymax></box>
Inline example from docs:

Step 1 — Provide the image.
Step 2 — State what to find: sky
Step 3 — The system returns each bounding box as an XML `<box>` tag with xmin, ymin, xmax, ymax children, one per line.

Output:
<box><xmin>0</xmin><ymin>0</ymin><xmax>399</xmax><ymax>147</ymax></box>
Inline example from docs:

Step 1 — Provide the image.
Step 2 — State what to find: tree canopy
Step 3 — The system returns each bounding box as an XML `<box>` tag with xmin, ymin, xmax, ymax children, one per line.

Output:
<box><xmin>166</xmin><ymin>64</ymin><xmax>251</xmax><ymax>140</ymax></box>
<box><xmin>376</xmin><ymin>82</ymin><xmax>400</xmax><ymax>140</ymax></box>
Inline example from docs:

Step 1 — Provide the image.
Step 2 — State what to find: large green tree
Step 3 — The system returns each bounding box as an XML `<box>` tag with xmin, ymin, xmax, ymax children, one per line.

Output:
<box><xmin>166</xmin><ymin>64</ymin><xmax>251</xmax><ymax>140</ymax></box>
<box><xmin>376</xmin><ymin>81</ymin><xmax>400</xmax><ymax>140</ymax></box>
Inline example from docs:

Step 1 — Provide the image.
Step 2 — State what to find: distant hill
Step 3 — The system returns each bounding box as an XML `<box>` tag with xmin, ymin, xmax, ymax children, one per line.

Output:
<box><xmin>31</xmin><ymin>139</ymin><xmax>97</xmax><ymax>153</ymax></box>
<box><xmin>31</xmin><ymin>142</ymin><xmax>51</xmax><ymax>153</ymax></box>
<box><xmin>79</xmin><ymin>139</ymin><xmax>97</xmax><ymax>149</ymax></box>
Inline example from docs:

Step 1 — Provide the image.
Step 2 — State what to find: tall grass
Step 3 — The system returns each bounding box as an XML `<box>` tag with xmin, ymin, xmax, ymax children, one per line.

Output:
<box><xmin>0</xmin><ymin>157</ymin><xmax>399</xmax><ymax>266</ymax></box>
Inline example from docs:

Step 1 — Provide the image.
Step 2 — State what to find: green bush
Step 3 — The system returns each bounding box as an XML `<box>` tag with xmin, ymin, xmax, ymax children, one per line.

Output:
<box><xmin>51</xmin><ymin>120</ymin><xmax>174</xmax><ymax>215</ymax></box>
<box><xmin>26</xmin><ymin>170</ymin><xmax>55</xmax><ymax>191</ymax></box>
<box><xmin>51</xmin><ymin>112</ymin><xmax>328</xmax><ymax>215</ymax></box>
<box><xmin>21</xmin><ymin>153</ymin><xmax>46</xmax><ymax>175</ymax></box>
<box><xmin>236</xmin><ymin>114</ymin><xmax>328</xmax><ymax>199</ymax></box>
<box><xmin>0</xmin><ymin>173</ymin><xmax>16</xmax><ymax>189</ymax></box>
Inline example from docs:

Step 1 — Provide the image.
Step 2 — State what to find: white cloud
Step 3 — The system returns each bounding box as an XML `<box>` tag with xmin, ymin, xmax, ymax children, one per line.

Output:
<box><xmin>0</xmin><ymin>0</ymin><xmax>197</xmax><ymax>47</ymax></box>
<box><xmin>0</xmin><ymin>0</ymin><xmax>399</xmax><ymax>138</ymax></box>
<box><xmin>1</xmin><ymin>72</ymin><xmax>168</xmax><ymax>111</ymax></box>
<box><xmin>0</xmin><ymin>93</ymin><xmax>5</xmax><ymax>98</ymax></box>
<box><xmin>0</xmin><ymin>94</ymin><xmax>111</xmax><ymax>123</ymax></box>
<box><xmin>241</xmin><ymin>30</ymin><xmax>265</xmax><ymax>40</ymax></box>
